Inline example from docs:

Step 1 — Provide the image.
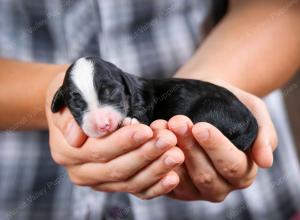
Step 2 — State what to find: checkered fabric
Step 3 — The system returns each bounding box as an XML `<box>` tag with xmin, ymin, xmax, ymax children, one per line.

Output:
<box><xmin>0</xmin><ymin>1</ymin><xmax>300</xmax><ymax>220</ymax></box>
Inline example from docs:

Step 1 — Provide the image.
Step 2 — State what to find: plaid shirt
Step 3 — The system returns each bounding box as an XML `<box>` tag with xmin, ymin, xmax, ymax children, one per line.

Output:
<box><xmin>0</xmin><ymin>1</ymin><xmax>300</xmax><ymax>220</ymax></box>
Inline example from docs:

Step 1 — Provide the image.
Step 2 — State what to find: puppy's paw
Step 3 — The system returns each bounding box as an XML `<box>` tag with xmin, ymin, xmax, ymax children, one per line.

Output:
<box><xmin>122</xmin><ymin>117</ymin><xmax>140</xmax><ymax>126</ymax></box>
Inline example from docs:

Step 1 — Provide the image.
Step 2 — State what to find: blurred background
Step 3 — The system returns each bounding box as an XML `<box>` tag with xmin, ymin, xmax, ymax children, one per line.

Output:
<box><xmin>284</xmin><ymin>73</ymin><xmax>300</xmax><ymax>157</ymax></box>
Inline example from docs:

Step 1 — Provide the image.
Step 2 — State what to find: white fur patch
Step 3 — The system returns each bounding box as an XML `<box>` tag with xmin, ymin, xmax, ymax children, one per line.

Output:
<box><xmin>71</xmin><ymin>57</ymin><xmax>99</xmax><ymax>110</ymax></box>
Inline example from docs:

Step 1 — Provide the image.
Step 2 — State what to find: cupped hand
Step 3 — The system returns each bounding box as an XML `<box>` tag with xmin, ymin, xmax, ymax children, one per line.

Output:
<box><xmin>150</xmin><ymin>80</ymin><xmax>277</xmax><ymax>202</ymax></box>
<box><xmin>45</xmin><ymin>73</ymin><xmax>184</xmax><ymax>200</ymax></box>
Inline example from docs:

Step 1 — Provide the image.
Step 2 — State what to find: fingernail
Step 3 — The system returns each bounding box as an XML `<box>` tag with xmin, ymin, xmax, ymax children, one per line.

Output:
<box><xmin>156</xmin><ymin>138</ymin><xmax>168</xmax><ymax>149</ymax></box>
<box><xmin>175</xmin><ymin>124</ymin><xmax>188</xmax><ymax>136</ymax></box>
<box><xmin>162</xmin><ymin>175</ymin><xmax>178</xmax><ymax>186</ymax></box>
<box><xmin>197</xmin><ymin>128</ymin><xmax>209</xmax><ymax>141</ymax></box>
<box><xmin>266</xmin><ymin>142</ymin><xmax>274</xmax><ymax>164</ymax></box>
<box><xmin>164</xmin><ymin>157</ymin><xmax>179</xmax><ymax>167</ymax></box>
<box><xmin>65</xmin><ymin>121</ymin><xmax>77</xmax><ymax>146</ymax></box>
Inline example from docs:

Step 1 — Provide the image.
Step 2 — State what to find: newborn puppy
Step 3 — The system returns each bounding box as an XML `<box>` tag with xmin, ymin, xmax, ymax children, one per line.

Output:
<box><xmin>51</xmin><ymin>57</ymin><xmax>258</xmax><ymax>151</ymax></box>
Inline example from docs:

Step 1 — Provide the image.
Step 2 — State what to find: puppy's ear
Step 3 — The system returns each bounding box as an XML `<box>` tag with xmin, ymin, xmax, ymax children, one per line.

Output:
<box><xmin>51</xmin><ymin>86</ymin><xmax>65</xmax><ymax>113</ymax></box>
<box><xmin>120</xmin><ymin>72</ymin><xmax>141</xmax><ymax>97</ymax></box>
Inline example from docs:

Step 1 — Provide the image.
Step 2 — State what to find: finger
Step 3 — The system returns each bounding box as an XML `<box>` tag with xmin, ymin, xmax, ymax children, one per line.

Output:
<box><xmin>49</xmin><ymin>123</ymin><xmax>154</xmax><ymax>166</ymax></box>
<box><xmin>150</xmin><ymin>119</ymin><xmax>168</xmax><ymax>131</ymax></box>
<box><xmin>48</xmin><ymin>117</ymin><xmax>90</xmax><ymax>165</ymax></box>
<box><xmin>92</xmin><ymin>148</ymin><xmax>183</xmax><ymax>197</ymax></box>
<box><xmin>67</xmin><ymin>129</ymin><xmax>178</xmax><ymax>185</ymax></box>
<box><xmin>93</xmin><ymin>172</ymin><xmax>179</xmax><ymax>199</ymax></box>
<box><xmin>245</xmin><ymin>96</ymin><xmax>278</xmax><ymax>168</ymax></box>
<box><xmin>168</xmin><ymin>116</ymin><xmax>232</xmax><ymax>200</ymax></box>
<box><xmin>52</xmin><ymin>107</ymin><xmax>87</xmax><ymax>147</ymax></box>
<box><xmin>45</xmin><ymin>72</ymin><xmax>87</xmax><ymax>148</ymax></box>
<box><xmin>129</xmin><ymin>147</ymin><xmax>183</xmax><ymax>194</ymax></box>
<box><xmin>168</xmin><ymin>115</ymin><xmax>194</xmax><ymax>149</ymax></box>
<box><xmin>229</xmin><ymin>88</ymin><xmax>278</xmax><ymax>168</ymax></box>
<box><xmin>135</xmin><ymin>171</ymin><xmax>179</xmax><ymax>200</ymax></box>
<box><xmin>192</xmin><ymin>122</ymin><xmax>257</xmax><ymax>188</ymax></box>
<box><xmin>81</xmin><ymin>124</ymin><xmax>153</xmax><ymax>162</ymax></box>
<box><xmin>167</xmin><ymin>166</ymin><xmax>202</xmax><ymax>201</ymax></box>
<box><xmin>47</xmin><ymin>108</ymin><xmax>90</xmax><ymax>165</ymax></box>
<box><xmin>46</xmin><ymin>73</ymin><xmax>87</xmax><ymax>166</ymax></box>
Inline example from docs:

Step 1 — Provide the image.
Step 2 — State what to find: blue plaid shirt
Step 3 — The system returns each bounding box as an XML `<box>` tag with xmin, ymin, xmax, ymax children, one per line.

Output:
<box><xmin>0</xmin><ymin>1</ymin><xmax>300</xmax><ymax>220</ymax></box>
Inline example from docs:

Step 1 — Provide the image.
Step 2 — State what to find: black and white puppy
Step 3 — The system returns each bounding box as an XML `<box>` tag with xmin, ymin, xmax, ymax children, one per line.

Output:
<box><xmin>51</xmin><ymin>57</ymin><xmax>258</xmax><ymax>151</ymax></box>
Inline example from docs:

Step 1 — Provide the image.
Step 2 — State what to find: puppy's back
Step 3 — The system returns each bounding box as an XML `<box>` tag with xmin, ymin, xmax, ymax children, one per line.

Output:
<box><xmin>150</xmin><ymin>79</ymin><xmax>258</xmax><ymax>151</ymax></box>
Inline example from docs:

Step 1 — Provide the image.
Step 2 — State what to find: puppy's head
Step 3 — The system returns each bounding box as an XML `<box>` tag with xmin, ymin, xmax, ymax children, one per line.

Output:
<box><xmin>51</xmin><ymin>57</ymin><xmax>130</xmax><ymax>138</ymax></box>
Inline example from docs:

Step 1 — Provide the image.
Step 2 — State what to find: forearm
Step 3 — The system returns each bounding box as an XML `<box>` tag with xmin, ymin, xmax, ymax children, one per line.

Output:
<box><xmin>176</xmin><ymin>0</ymin><xmax>300</xmax><ymax>97</ymax></box>
<box><xmin>0</xmin><ymin>59</ymin><xmax>68</xmax><ymax>130</ymax></box>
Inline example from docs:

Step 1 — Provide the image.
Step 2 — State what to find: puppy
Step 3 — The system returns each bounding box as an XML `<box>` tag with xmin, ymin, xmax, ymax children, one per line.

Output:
<box><xmin>51</xmin><ymin>57</ymin><xmax>258</xmax><ymax>151</ymax></box>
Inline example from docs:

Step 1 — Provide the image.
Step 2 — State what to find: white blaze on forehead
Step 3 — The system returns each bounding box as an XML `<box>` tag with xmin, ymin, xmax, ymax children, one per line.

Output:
<box><xmin>71</xmin><ymin>58</ymin><xmax>99</xmax><ymax>109</ymax></box>
<box><xmin>69</xmin><ymin>58</ymin><xmax>126</xmax><ymax>138</ymax></box>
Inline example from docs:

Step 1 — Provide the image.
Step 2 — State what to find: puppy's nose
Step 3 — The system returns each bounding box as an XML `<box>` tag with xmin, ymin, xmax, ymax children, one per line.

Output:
<box><xmin>96</xmin><ymin>120</ymin><xmax>112</xmax><ymax>131</ymax></box>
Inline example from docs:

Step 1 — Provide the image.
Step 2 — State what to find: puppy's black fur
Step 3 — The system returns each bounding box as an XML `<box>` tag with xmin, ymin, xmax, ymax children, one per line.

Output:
<box><xmin>52</xmin><ymin>57</ymin><xmax>258</xmax><ymax>151</ymax></box>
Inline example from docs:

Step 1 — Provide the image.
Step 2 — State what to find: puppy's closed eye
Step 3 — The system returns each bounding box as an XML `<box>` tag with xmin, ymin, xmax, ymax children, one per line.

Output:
<box><xmin>102</xmin><ymin>88</ymin><xmax>118</xmax><ymax>97</ymax></box>
<box><xmin>102</xmin><ymin>88</ymin><xmax>111</xmax><ymax>96</ymax></box>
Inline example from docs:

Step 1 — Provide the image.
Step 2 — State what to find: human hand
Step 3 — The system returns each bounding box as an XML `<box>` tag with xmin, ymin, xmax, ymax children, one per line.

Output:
<box><xmin>45</xmin><ymin>73</ymin><xmax>184</xmax><ymax>200</ymax></box>
<box><xmin>150</xmin><ymin>80</ymin><xmax>277</xmax><ymax>202</ymax></box>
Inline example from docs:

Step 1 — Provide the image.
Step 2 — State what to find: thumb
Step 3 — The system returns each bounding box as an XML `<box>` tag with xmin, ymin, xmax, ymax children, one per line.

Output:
<box><xmin>52</xmin><ymin>108</ymin><xmax>87</xmax><ymax>147</ymax></box>
<box><xmin>45</xmin><ymin>72</ymin><xmax>87</xmax><ymax>147</ymax></box>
